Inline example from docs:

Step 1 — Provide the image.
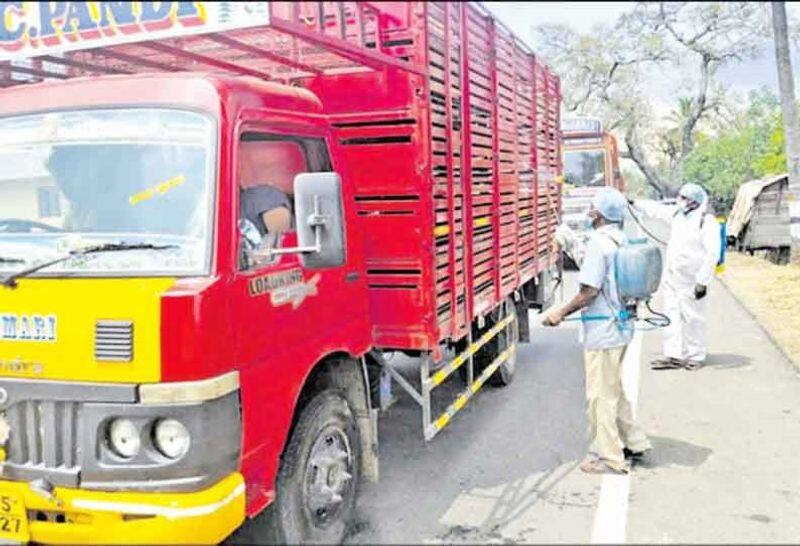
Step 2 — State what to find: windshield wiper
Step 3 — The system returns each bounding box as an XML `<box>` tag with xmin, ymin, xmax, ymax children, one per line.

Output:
<box><xmin>0</xmin><ymin>257</ymin><xmax>25</xmax><ymax>264</ymax></box>
<box><xmin>0</xmin><ymin>242</ymin><xmax>177</xmax><ymax>289</ymax></box>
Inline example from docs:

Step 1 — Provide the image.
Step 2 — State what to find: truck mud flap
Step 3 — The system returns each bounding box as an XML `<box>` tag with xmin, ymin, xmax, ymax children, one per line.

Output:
<box><xmin>515</xmin><ymin>295</ymin><xmax>531</xmax><ymax>343</ymax></box>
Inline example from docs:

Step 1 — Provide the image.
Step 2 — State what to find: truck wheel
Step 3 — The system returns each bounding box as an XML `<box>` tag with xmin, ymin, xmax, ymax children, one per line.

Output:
<box><xmin>472</xmin><ymin>298</ymin><xmax>518</xmax><ymax>387</ymax></box>
<box><xmin>271</xmin><ymin>391</ymin><xmax>360</xmax><ymax>544</ymax></box>
<box><xmin>488</xmin><ymin>298</ymin><xmax>518</xmax><ymax>387</ymax></box>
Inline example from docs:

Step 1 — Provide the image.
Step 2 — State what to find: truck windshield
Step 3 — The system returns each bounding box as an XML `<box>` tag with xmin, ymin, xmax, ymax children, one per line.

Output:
<box><xmin>0</xmin><ymin>108</ymin><xmax>215</xmax><ymax>276</ymax></box>
<box><xmin>563</xmin><ymin>149</ymin><xmax>606</xmax><ymax>188</ymax></box>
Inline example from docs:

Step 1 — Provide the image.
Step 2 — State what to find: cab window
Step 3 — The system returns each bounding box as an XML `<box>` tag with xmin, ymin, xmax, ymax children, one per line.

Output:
<box><xmin>563</xmin><ymin>149</ymin><xmax>606</xmax><ymax>187</ymax></box>
<box><xmin>237</xmin><ymin>133</ymin><xmax>331</xmax><ymax>270</ymax></box>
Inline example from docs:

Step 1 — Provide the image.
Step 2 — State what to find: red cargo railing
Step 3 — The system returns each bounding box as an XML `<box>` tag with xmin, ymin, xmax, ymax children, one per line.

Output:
<box><xmin>0</xmin><ymin>1</ymin><xmax>562</xmax><ymax>352</ymax></box>
<box><xmin>0</xmin><ymin>2</ymin><xmax>425</xmax><ymax>86</ymax></box>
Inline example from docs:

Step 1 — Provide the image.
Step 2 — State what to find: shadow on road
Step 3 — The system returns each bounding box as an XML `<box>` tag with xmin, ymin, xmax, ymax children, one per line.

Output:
<box><xmin>636</xmin><ymin>435</ymin><xmax>713</xmax><ymax>469</ymax></box>
<box><xmin>701</xmin><ymin>352</ymin><xmax>752</xmax><ymax>370</ymax></box>
<box><xmin>343</xmin><ymin>319</ymin><xmax>593</xmax><ymax>543</ymax></box>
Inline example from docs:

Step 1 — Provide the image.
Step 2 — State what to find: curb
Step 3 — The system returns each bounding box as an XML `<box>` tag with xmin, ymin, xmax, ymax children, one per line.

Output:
<box><xmin>717</xmin><ymin>274</ymin><xmax>799</xmax><ymax>373</ymax></box>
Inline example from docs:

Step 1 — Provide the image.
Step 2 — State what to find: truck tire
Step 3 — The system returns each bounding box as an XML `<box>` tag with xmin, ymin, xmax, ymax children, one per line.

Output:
<box><xmin>488</xmin><ymin>298</ymin><xmax>518</xmax><ymax>387</ymax></box>
<box><xmin>472</xmin><ymin>298</ymin><xmax>518</xmax><ymax>387</ymax></box>
<box><xmin>271</xmin><ymin>391</ymin><xmax>360</xmax><ymax>545</ymax></box>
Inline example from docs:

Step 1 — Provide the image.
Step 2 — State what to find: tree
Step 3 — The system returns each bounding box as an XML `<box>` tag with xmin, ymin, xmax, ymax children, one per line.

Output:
<box><xmin>533</xmin><ymin>2</ymin><xmax>762</xmax><ymax>197</ymax></box>
<box><xmin>681</xmin><ymin>88</ymin><xmax>785</xmax><ymax>212</ymax></box>
<box><xmin>771</xmin><ymin>1</ymin><xmax>800</xmax><ymax>258</ymax></box>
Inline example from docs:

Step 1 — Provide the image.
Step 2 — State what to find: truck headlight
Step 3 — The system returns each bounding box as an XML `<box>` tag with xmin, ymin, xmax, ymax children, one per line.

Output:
<box><xmin>107</xmin><ymin>418</ymin><xmax>141</xmax><ymax>459</ymax></box>
<box><xmin>153</xmin><ymin>418</ymin><xmax>191</xmax><ymax>459</ymax></box>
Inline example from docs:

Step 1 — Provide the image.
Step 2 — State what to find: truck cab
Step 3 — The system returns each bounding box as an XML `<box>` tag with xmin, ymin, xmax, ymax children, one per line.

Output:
<box><xmin>560</xmin><ymin>117</ymin><xmax>624</xmax><ymax>231</ymax></box>
<box><xmin>0</xmin><ymin>72</ymin><xmax>372</xmax><ymax>545</ymax></box>
<box><xmin>0</xmin><ymin>2</ymin><xmax>563</xmax><ymax>543</ymax></box>
<box><xmin>558</xmin><ymin>117</ymin><xmax>625</xmax><ymax>265</ymax></box>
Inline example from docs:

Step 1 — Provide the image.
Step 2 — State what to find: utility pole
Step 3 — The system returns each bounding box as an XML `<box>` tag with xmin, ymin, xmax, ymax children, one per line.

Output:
<box><xmin>772</xmin><ymin>1</ymin><xmax>800</xmax><ymax>261</ymax></box>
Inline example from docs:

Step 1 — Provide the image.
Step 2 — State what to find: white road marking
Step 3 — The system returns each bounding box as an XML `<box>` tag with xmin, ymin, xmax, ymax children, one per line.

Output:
<box><xmin>590</xmin><ymin>329</ymin><xmax>643</xmax><ymax>544</ymax></box>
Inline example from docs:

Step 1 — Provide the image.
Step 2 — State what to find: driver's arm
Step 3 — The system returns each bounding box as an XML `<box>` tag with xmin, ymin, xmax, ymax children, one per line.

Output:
<box><xmin>243</xmin><ymin>186</ymin><xmax>292</xmax><ymax>234</ymax></box>
<box><xmin>261</xmin><ymin>207</ymin><xmax>291</xmax><ymax>233</ymax></box>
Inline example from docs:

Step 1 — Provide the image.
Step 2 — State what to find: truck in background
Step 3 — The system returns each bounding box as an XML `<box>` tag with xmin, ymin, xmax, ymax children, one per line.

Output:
<box><xmin>558</xmin><ymin>117</ymin><xmax>625</xmax><ymax>265</ymax></box>
<box><xmin>0</xmin><ymin>2</ymin><xmax>561</xmax><ymax>544</ymax></box>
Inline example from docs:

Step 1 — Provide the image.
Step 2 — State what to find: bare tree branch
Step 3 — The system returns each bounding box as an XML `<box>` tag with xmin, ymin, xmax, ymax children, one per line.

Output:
<box><xmin>680</xmin><ymin>54</ymin><xmax>712</xmax><ymax>156</ymax></box>
<box><xmin>532</xmin><ymin>2</ymin><xmax>761</xmax><ymax>194</ymax></box>
<box><xmin>625</xmin><ymin>126</ymin><xmax>671</xmax><ymax>197</ymax></box>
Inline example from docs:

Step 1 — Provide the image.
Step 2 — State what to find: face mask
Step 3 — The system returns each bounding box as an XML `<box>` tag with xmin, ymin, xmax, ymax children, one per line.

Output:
<box><xmin>583</xmin><ymin>215</ymin><xmax>595</xmax><ymax>230</ymax></box>
<box><xmin>678</xmin><ymin>198</ymin><xmax>698</xmax><ymax>215</ymax></box>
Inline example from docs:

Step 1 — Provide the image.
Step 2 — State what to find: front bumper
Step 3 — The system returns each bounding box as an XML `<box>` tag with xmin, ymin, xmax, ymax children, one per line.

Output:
<box><xmin>0</xmin><ymin>472</ymin><xmax>245</xmax><ymax>544</ymax></box>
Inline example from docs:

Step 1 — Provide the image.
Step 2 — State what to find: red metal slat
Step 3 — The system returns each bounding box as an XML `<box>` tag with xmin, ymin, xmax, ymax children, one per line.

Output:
<box><xmin>488</xmin><ymin>17</ymin><xmax>502</xmax><ymax>305</ymax></box>
<box><xmin>0</xmin><ymin>62</ymin><xmax>67</xmax><ymax>81</ymax></box>
<box><xmin>39</xmin><ymin>54</ymin><xmax>131</xmax><ymax>76</ymax></box>
<box><xmin>83</xmin><ymin>48</ymin><xmax>181</xmax><ymax>72</ymax></box>
<box><xmin>511</xmin><ymin>39</ymin><xmax>521</xmax><ymax>288</ymax></box>
<box><xmin>269</xmin><ymin>12</ymin><xmax>426</xmax><ymax>76</ymax></box>
<box><xmin>441</xmin><ymin>2</ymin><xmax>463</xmax><ymax>338</ymax></box>
<box><xmin>530</xmin><ymin>54</ymin><xmax>540</xmax><ymax>272</ymax></box>
<box><xmin>459</xmin><ymin>1</ymin><xmax>476</xmax><ymax>323</ymax></box>
<box><xmin>141</xmin><ymin>41</ymin><xmax>273</xmax><ymax>79</ymax></box>
<box><xmin>203</xmin><ymin>34</ymin><xmax>323</xmax><ymax>76</ymax></box>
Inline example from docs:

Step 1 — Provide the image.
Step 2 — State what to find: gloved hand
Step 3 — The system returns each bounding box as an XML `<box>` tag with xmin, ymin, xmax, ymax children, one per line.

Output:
<box><xmin>694</xmin><ymin>284</ymin><xmax>707</xmax><ymax>300</ymax></box>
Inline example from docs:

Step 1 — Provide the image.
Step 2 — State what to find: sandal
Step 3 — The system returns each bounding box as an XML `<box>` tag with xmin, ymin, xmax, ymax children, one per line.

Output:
<box><xmin>683</xmin><ymin>360</ymin><xmax>702</xmax><ymax>371</ymax></box>
<box><xmin>579</xmin><ymin>459</ymin><xmax>629</xmax><ymax>475</ymax></box>
<box><xmin>623</xmin><ymin>447</ymin><xmax>652</xmax><ymax>460</ymax></box>
<box><xmin>650</xmin><ymin>357</ymin><xmax>683</xmax><ymax>370</ymax></box>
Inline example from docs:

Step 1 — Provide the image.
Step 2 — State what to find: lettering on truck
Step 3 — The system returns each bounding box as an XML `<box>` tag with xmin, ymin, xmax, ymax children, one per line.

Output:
<box><xmin>0</xmin><ymin>2</ymin><xmax>206</xmax><ymax>53</ymax></box>
<box><xmin>0</xmin><ymin>313</ymin><xmax>57</xmax><ymax>342</ymax></box>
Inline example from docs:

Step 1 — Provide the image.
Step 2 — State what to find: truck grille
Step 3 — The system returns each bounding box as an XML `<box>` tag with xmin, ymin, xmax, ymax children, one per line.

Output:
<box><xmin>94</xmin><ymin>320</ymin><xmax>134</xmax><ymax>362</ymax></box>
<box><xmin>4</xmin><ymin>400</ymin><xmax>80</xmax><ymax>469</ymax></box>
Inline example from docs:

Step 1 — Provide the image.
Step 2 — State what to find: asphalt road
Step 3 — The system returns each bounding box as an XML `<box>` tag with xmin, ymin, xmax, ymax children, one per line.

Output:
<box><xmin>236</xmin><ymin>213</ymin><xmax>800</xmax><ymax>544</ymax></box>
<box><xmin>341</xmin><ymin>216</ymin><xmax>800</xmax><ymax>543</ymax></box>
<box><xmin>344</xmin><ymin>300</ymin><xmax>598</xmax><ymax>544</ymax></box>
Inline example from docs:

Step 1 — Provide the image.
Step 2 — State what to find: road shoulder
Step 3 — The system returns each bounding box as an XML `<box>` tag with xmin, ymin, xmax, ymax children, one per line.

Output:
<box><xmin>626</xmin><ymin>277</ymin><xmax>800</xmax><ymax>543</ymax></box>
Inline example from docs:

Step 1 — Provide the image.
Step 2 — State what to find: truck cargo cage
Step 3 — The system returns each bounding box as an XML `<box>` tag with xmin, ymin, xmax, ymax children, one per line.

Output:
<box><xmin>0</xmin><ymin>2</ymin><xmax>426</xmax><ymax>86</ymax></box>
<box><xmin>0</xmin><ymin>1</ymin><xmax>562</xmax><ymax>442</ymax></box>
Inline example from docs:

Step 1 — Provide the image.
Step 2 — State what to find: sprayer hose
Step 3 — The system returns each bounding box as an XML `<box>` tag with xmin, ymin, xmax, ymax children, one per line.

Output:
<box><xmin>627</xmin><ymin>203</ymin><xmax>669</xmax><ymax>246</ymax></box>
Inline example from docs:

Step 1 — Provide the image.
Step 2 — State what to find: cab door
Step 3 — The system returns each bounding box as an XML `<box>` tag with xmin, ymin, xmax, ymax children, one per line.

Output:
<box><xmin>229</xmin><ymin>121</ymin><xmax>370</xmax><ymax>487</ymax></box>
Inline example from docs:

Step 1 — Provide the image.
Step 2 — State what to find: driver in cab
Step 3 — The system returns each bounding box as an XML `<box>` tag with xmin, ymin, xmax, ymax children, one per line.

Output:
<box><xmin>238</xmin><ymin>139</ymin><xmax>306</xmax><ymax>236</ymax></box>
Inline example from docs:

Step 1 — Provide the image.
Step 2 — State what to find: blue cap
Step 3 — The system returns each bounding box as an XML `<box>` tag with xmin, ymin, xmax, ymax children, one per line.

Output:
<box><xmin>678</xmin><ymin>183</ymin><xmax>707</xmax><ymax>205</ymax></box>
<box><xmin>592</xmin><ymin>187</ymin><xmax>627</xmax><ymax>222</ymax></box>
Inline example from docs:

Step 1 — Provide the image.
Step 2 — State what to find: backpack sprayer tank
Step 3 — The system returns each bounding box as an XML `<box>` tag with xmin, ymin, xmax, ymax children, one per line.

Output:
<box><xmin>611</xmin><ymin>236</ymin><xmax>669</xmax><ymax>330</ymax></box>
<box><xmin>615</xmin><ymin>237</ymin><xmax>663</xmax><ymax>301</ymax></box>
<box><xmin>563</xmin><ymin>235</ymin><xmax>667</xmax><ymax>327</ymax></box>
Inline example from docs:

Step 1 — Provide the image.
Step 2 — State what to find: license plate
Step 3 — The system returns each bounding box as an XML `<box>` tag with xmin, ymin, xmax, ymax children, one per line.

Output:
<box><xmin>0</xmin><ymin>492</ymin><xmax>29</xmax><ymax>544</ymax></box>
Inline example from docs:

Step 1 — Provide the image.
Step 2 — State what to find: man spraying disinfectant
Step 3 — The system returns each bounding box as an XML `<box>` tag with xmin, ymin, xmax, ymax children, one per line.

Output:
<box><xmin>543</xmin><ymin>188</ymin><xmax>655</xmax><ymax>474</ymax></box>
<box><xmin>629</xmin><ymin>183</ymin><xmax>721</xmax><ymax>371</ymax></box>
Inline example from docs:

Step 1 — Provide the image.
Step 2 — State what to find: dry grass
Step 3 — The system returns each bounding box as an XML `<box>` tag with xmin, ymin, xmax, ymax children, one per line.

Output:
<box><xmin>721</xmin><ymin>252</ymin><xmax>800</xmax><ymax>365</ymax></box>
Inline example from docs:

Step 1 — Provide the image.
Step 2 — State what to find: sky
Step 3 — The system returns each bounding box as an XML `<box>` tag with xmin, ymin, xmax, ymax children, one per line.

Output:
<box><xmin>482</xmin><ymin>2</ymin><xmax>789</xmax><ymax>108</ymax></box>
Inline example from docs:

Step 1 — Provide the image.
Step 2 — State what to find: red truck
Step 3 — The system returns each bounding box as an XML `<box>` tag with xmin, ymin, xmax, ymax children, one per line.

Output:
<box><xmin>0</xmin><ymin>2</ymin><xmax>561</xmax><ymax>543</ymax></box>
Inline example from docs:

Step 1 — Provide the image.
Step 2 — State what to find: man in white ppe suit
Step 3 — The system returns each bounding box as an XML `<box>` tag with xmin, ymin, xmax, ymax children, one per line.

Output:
<box><xmin>630</xmin><ymin>183</ymin><xmax>721</xmax><ymax>370</ymax></box>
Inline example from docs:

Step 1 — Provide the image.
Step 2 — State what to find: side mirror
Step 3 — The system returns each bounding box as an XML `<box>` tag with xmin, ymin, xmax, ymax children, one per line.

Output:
<box><xmin>293</xmin><ymin>172</ymin><xmax>346</xmax><ymax>269</ymax></box>
<box><xmin>244</xmin><ymin>173</ymin><xmax>345</xmax><ymax>269</ymax></box>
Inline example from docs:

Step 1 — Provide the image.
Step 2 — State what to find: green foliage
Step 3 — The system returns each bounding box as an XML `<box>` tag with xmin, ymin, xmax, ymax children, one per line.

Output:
<box><xmin>754</xmin><ymin>123</ymin><xmax>787</xmax><ymax>175</ymax></box>
<box><xmin>681</xmin><ymin>89</ymin><xmax>787</xmax><ymax>212</ymax></box>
